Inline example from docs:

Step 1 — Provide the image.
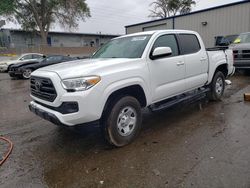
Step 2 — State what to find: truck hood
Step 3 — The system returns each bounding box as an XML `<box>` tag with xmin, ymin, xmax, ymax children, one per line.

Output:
<box><xmin>36</xmin><ymin>58</ymin><xmax>139</xmax><ymax>79</ymax></box>
<box><xmin>230</xmin><ymin>43</ymin><xmax>250</xmax><ymax>50</ymax></box>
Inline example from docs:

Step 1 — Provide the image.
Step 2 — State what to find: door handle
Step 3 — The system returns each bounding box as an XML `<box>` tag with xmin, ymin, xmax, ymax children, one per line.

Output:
<box><xmin>200</xmin><ymin>57</ymin><xmax>207</xmax><ymax>61</ymax></box>
<box><xmin>177</xmin><ymin>61</ymin><xmax>185</xmax><ymax>66</ymax></box>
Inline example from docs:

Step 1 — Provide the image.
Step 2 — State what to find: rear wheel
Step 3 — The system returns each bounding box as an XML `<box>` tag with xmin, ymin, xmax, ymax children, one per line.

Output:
<box><xmin>208</xmin><ymin>71</ymin><xmax>225</xmax><ymax>101</ymax></box>
<box><xmin>22</xmin><ymin>69</ymin><xmax>32</xmax><ymax>79</ymax></box>
<box><xmin>103</xmin><ymin>96</ymin><xmax>142</xmax><ymax>147</ymax></box>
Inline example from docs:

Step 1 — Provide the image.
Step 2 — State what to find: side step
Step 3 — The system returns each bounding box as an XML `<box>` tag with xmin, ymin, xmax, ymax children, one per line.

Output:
<box><xmin>149</xmin><ymin>88</ymin><xmax>210</xmax><ymax>112</ymax></box>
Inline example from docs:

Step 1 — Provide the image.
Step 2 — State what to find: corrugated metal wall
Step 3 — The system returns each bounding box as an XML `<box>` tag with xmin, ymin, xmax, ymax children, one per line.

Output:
<box><xmin>126</xmin><ymin>2</ymin><xmax>250</xmax><ymax>47</ymax></box>
<box><xmin>175</xmin><ymin>3</ymin><xmax>250</xmax><ymax>47</ymax></box>
<box><xmin>126</xmin><ymin>19</ymin><xmax>173</xmax><ymax>34</ymax></box>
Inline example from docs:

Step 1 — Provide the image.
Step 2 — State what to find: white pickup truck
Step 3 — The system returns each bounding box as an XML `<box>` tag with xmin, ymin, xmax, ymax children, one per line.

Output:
<box><xmin>29</xmin><ymin>30</ymin><xmax>235</xmax><ymax>147</ymax></box>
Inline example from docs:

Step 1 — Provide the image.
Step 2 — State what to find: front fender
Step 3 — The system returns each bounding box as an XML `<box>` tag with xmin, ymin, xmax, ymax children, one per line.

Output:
<box><xmin>100</xmin><ymin>77</ymin><xmax>151</xmax><ymax>112</ymax></box>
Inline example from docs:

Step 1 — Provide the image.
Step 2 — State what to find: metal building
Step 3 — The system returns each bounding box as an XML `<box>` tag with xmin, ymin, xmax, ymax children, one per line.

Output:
<box><xmin>125</xmin><ymin>1</ymin><xmax>250</xmax><ymax>47</ymax></box>
<box><xmin>0</xmin><ymin>29</ymin><xmax>118</xmax><ymax>49</ymax></box>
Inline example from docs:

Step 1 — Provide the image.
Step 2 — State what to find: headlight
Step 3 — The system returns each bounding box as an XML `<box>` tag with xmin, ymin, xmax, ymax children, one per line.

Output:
<box><xmin>61</xmin><ymin>76</ymin><xmax>101</xmax><ymax>92</ymax></box>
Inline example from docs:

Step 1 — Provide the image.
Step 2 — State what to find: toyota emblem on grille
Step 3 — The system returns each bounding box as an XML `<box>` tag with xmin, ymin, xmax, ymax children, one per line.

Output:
<box><xmin>35</xmin><ymin>81</ymin><xmax>42</xmax><ymax>91</ymax></box>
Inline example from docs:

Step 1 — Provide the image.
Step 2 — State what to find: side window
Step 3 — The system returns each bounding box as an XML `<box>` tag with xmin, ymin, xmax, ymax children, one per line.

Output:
<box><xmin>152</xmin><ymin>35</ymin><xmax>179</xmax><ymax>57</ymax></box>
<box><xmin>46</xmin><ymin>56</ymin><xmax>62</xmax><ymax>63</ymax></box>
<box><xmin>63</xmin><ymin>56</ymin><xmax>72</xmax><ymax>61</ymax></box>
<box><xmin>178</xmin><ymin>34</ymin><xmax>201</xmax><ymax>55</ymax></box>
<box><xmin>32</xmin><ymin>54</ymin><xmax>42</xmax><ymax>59</ymax></box>
<box><xmin>21</xmin><ymin>55</ymin><xmax>33</xmax><ymax>60</ymax></box>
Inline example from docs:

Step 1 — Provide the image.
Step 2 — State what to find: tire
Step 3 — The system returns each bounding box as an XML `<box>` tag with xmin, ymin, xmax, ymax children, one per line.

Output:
<box><xmin>208</xmin><ymin>71</ymin><xmax>225</xmax><ymax>101</ymax></box>
<box><xmin>103</xmin><ymin>96</ymin><xmax>142</xmax><ymax>147</ymax></box>
<box><xmin>22</xmin><ymin>69</ymin><xmax>32</xmax><ymax>79</ymax></box>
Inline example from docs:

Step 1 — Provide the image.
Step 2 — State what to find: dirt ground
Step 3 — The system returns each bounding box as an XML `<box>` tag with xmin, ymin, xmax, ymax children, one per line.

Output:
<box><xmin>0</xmin><ymin>72</ymin><xmax>250</xmax><ymax>188</ymax></box>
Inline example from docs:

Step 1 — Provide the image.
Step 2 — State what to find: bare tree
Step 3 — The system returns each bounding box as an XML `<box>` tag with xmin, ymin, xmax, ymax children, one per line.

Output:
<box><xmin>149</xmin><ymin>0</ymin><xmax>171</xmax><ymax>18</ymax></box>
<box><xmin>149</xmin><ymin>0</ymin><xmax>196</xmax><ymax>19</ymax></box>
<box><xmin>0</xmin><ymin>0</ymin><xmax>91</xmax><ymax>45</ymax></box>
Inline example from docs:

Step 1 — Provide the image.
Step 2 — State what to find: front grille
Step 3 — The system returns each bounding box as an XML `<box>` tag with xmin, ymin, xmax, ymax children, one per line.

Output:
<box><xmin>30</xmin><ymin>76</ymin><xmax>57</xmax><ymax>102</ymax></box>
<box><xmin>10</xmin><ymin>67</ymin><xmax>17</xmax><ymax>71</ymax></box>
<box><xmin>234</xmin><ymin>50</ymin><xmax>250</xmax><ymax>60</ymax></box>
<box><xmin>243</xmin><ymin>50</ymin><xmax>250</xmax><ymax>53</ymax></box>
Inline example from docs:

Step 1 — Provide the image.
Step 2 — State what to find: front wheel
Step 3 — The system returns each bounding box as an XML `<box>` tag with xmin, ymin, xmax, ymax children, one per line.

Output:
<box><xmin>22</xmin><ymin>69</ymin><xmax>33</xmax><ymax>79</ymax></box>
<box><xmin>208</xmin><ymin>71</ymin><xmax>225</xmax><ymax>101</ymax></box>
<box><xmin>103</xmin><ymin>96</ymin><xmax>142</xmax><ymax>147</ymax></box>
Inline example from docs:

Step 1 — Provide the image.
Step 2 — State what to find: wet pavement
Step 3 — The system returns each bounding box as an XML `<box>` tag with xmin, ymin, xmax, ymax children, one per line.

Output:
<box><xmin>0</xmin><ymin>73</ymin><xmax>250</xmax><ymax>188</ymax></box>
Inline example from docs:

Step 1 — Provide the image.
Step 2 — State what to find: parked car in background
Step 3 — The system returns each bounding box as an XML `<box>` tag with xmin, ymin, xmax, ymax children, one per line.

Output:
<box><xmin>0</xmin><ymin>53</ymin><xmax>43</xmax><ymax>72</ymax></box>
<box><xmin>230</xmin><ymin>32</ymin><xmax>250</xmax><ymax>71</ymax></box>
<box><xmin>9</xmin><ymin>55</ymin><xmax>77</xmax><ymax>79</ymax></box>
<box><xmin>215</xmin><ymin>35</ymin><xmax>238</xmax><ymax>46</ymax></box>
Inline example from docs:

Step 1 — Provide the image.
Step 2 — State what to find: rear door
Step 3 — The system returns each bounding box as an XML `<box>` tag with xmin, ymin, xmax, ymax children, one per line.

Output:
<box><xmin>177</xmin><ymin>34</ymin><xmax>208</xmax><ymax>90</ymax></box>
<box><xmin>148</xmin><ymin>34</ymin><xmax>186</xmax><ymax>102</ymax></box>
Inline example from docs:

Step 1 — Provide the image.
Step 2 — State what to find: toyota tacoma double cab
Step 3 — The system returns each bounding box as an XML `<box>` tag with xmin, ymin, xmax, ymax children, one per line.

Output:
<box><xmin>29</xmin><ymin>30</ymin><xmax>235</xmax><ymax>147</ymax></box>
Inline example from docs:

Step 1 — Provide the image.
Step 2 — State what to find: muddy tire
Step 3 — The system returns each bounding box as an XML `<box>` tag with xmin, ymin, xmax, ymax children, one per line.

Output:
<box><xmin>103</xmin><ymin>96</ymin><xmax>142</xmax><ymax>147</ymax></box>
<box><xmin>208</xmin><ymin>71</ymin><xmax>225</xmax><ymax>101</ymax></box>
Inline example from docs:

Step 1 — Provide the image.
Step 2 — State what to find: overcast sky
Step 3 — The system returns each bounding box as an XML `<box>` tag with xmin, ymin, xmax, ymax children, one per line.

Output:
<box><xmin>3</xmin><ymin>0</ymin><xmax>245</xmax><ymax>35</ymax></box>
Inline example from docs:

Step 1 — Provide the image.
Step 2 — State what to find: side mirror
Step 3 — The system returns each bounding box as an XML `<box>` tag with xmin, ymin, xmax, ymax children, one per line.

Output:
<box><xmin>151</xmin><ymin>47</ymin><xmax>172</xmax><ymax>60</ymax></box>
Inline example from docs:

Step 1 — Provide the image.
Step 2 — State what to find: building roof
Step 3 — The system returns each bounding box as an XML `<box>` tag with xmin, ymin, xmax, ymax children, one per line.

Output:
<box><xmin>1</xmin><ymin>28</ymin><xmax>119</xmax><ymax>37</ymax></box>
<box><xmin>125</xmin><ymin>0</ymin><xmax>249</xmax><ymax>28</ymax></box>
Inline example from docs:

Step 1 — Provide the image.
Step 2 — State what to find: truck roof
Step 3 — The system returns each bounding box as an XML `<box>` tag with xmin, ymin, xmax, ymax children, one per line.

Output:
<box><xmin>116</xmin><ymin>30</ymin><xmax>198</xmax><ymax>39</ymax></box>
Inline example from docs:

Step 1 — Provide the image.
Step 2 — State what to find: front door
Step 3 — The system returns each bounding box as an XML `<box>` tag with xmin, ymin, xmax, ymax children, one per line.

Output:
<box><xmin>148</xmin><ymin>34</ymin><xmax>186</xmax><ymax>103</ymax></box>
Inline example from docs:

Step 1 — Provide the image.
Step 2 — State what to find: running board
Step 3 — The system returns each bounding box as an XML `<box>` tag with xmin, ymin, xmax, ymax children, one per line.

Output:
<box><xmin>149</xmin><ymin>88</ymin><xmax>210</xmax><ymax>112</ymax></box>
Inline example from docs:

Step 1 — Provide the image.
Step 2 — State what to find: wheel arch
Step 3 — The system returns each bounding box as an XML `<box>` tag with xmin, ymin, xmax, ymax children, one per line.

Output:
<box><xmin>208</xmin><ymin>63</ymin><xmax>228</xmax><ymax>84</ymax></box>
<box><xmin>101</xmin><ymin>83</ymin><xmax>148</xmax><ymax>120</ymax></box>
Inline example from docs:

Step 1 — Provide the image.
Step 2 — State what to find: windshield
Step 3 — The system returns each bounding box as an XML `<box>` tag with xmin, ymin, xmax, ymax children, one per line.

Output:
<box><xmin>234</xmin><ymin>33</ymin><xmax>250</xmax><ymax>44</ymax></box>
<box><xmin>92</xmin><ymin>35</ymin><xmax>151</xmax><ymax>59</ymax></box>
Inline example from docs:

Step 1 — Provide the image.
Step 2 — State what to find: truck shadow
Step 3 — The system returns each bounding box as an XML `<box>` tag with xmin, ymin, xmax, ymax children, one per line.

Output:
<box><xmin>47</xmin><ymin>98</ymin><xmax>210</xmax><ymax>153</ymax></box>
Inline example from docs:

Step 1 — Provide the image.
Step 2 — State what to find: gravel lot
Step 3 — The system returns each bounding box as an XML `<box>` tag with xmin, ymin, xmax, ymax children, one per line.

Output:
<box><xmin>0</xmin><ymin>72</ymin><xmax>250</xmax><ymax>188</ymax></box>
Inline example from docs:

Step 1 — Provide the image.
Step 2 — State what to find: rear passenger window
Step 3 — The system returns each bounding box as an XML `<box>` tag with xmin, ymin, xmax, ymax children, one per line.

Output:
<box><xmin>33</xmin><ymin>54</ymin><xmax>42</xmax><ymax>59</ymax></box>
<box><xmin>152</xmin><ymin>35</ymin><xmax>179</xmax><ymax>57</ymax></box>
<box><xmin>178</xmin><ymin>34</ymin><xmax>201</xmax><ymax>55</ymax></box>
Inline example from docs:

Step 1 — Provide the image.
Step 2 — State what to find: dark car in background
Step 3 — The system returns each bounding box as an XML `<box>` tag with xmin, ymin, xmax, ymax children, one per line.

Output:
<box><xmin>215</xmin><ymin>34</ymin><xmax>239</xmax><ymax>46</ymax></box>
<box><xmin>9</xmin><ymin>55</ymin><xmax>77</xmax><ymax>79</ymax></box>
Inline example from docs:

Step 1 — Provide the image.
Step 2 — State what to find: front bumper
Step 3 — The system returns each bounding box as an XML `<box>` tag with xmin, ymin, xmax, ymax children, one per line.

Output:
<box><xmin>9</xmin><ymin>70</ymin><xmax>22</xmax><ymax>77</ymax></box>
<box><xmin>29</xmin><ymin>71</ymin><xmax>105</xmax><ymax>126</ymax></box>
<box><xmin>29</xmin><ymin>103</ymin><xmax>64</xmax><ymax>126</ymax></box>
<box><xmin>234</xmin><ymin>59</ymin><xmax>250</xmax><ymax>69</ymax></box>
<box><xmin>29</xmin><ymin>101</ymin><xmax>99</xmax><ymax>127</ymax></box>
